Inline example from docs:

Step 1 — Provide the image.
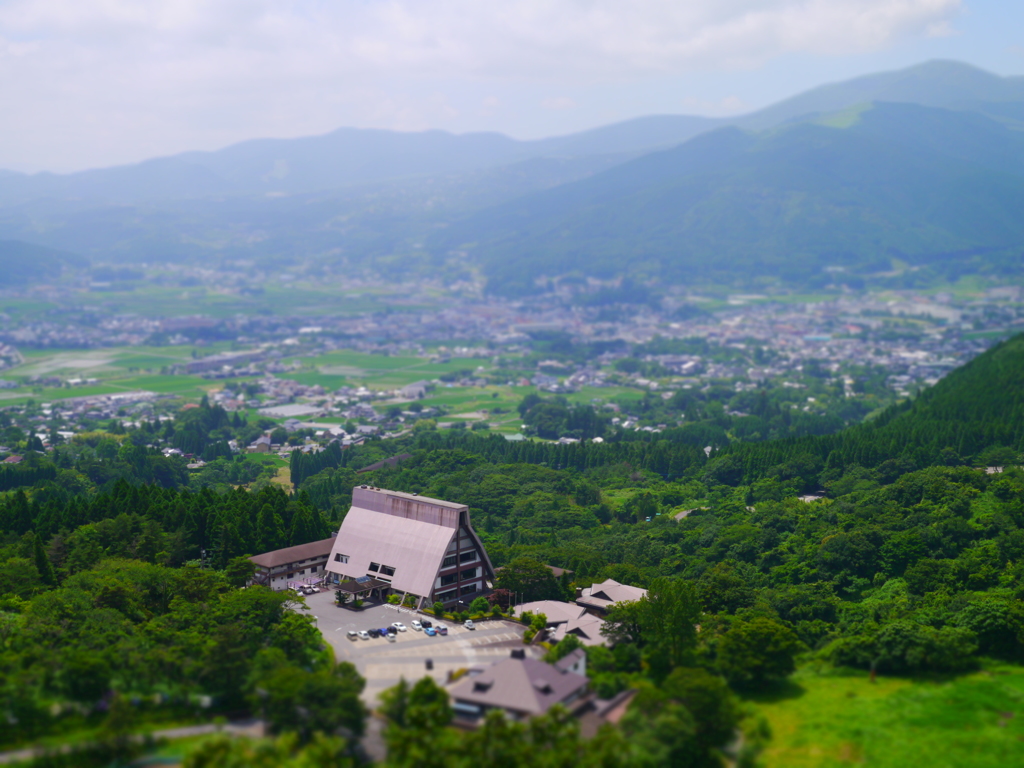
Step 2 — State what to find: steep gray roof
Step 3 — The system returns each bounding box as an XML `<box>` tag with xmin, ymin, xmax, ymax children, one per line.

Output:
<box><xmin>326</xmin><ymin>486</ymin><xmax>492</xmax><ymax>597</ymax></box>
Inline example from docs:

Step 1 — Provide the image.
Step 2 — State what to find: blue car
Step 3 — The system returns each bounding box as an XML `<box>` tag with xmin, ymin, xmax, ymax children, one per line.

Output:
<box><xmin>425</xmin><ymin>626</ymin><xmax>437</xmax><ymax>636</ymax></box>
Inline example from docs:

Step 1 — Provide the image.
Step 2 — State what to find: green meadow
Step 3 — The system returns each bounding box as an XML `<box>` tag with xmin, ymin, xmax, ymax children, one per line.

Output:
<box><xmin>752</xmin><ymin>665</ymin><xmax>1024</xmax><ymax>768</ymax></box>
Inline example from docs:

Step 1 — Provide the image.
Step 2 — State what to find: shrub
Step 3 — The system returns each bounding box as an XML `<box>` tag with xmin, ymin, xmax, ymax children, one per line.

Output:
<box><xmin>828</xmin><ymin>621</ymin><xmax>978</xmax><ymax>674</ymax></box>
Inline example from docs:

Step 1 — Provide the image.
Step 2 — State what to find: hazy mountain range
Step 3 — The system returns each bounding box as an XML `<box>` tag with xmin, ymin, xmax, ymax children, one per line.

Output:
<box><xmin>3</xmin><ymin>59</ymin><xmax>1024</xmax><ymax>293</ymax></box>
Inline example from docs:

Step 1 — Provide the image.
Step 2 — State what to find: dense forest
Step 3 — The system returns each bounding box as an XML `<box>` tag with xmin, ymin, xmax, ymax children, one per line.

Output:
<box><xmin>6</xmin><ymin>335</ymin><xmax>1024</xmax><ymax>763</ymax></box>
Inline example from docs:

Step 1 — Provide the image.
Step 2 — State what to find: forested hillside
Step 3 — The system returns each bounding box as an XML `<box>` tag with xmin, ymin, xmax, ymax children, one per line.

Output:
<box><xmin>439</xmin><ymin>102</ymin><xmax>1024</xmax><ymax>295</ymax></box>
<box><xmin>6</xmin><ymin>334</ymin><xmax>1024</xmax><ymax>762</ymax></box>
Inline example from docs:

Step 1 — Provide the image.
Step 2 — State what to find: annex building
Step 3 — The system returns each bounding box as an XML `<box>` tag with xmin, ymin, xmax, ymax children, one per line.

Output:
<box><xmin>249</xmin><ymin>537</ymin><xmax>336</xmax><ymax>591</ymax></box>
<box><xmin>325</xmin><ymin>485</ymin><xmax>495</xmax><ymax>608</ymax></box>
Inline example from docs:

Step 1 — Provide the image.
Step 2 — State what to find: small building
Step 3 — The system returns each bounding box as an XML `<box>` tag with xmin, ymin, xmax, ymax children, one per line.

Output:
<box><xmin>448</xmin><ymin>649</ymin><xmax>590</xmax><ymax>725</ymax></box>
<box><xmin>249</xmin><ymin>538</ymin><xmax>336</xmax><ymax>591</ymax></box>
<box><xmin>516</xmin><ymin>600</ymin><xmax>607</xmax><ymax>646</ymax></box>
<box><xmin>356</xmin><ymin>453</ymin><xmax>413</xmax><ymax>474</ymax></box>
<box><xmin>576</xmin><ymin>578</ymin><xmax>647</xmax><ymax>614</ymax></box>
<box><xmin>249</xmin><ymin>435</ymin><xmax>272</xmax><ymax>453</ymax></box>
<box><xmin>400</xmin><ymin>380</ymin><xmax>429</xmax><ymax>399</ymax></box>
<box><xmin>325</xmin><ymin>486</ymin><xmax>494</xmax><ymax>608</ymax></box>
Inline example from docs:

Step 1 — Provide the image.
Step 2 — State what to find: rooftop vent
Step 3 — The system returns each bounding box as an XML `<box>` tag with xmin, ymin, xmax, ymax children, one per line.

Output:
<box><xmin>510</xmin><ymin>649</ymin><xmax>526</xmax><ymax>659</ymax></box>
<box><xmin>473</xmin><ymin>680</ymin><xmax>494</xmax><ymax>692</ymax></box>
<box><xmin>532</xmin><ymin>679</ymin><xmax>553</xmax><ymax>694</ymax></box>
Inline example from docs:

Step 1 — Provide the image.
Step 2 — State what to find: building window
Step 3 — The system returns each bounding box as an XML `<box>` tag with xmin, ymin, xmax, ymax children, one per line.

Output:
<box><xmin>335</xmin><ymin>554</ymin><xmax>349</xmax><ymax>563</ymax></box>
<box><xmin>459</xmin><ymin>551</ymin><xmax>477</xmax><ymax>563</ymax></box>
<box><xmin>381</xmin><ymin>565</ymin><xmax>396</xmax><ymax>577</ymax></box>
<box><xmin>460</xmin><ymin>583</ymin><xmax>478</xmax><ymax>596</ymax></box>
<box><xmin>442</xmin><ymin>554</ymin><xmax>458</xmax><ymax>568</ymax></box>
<box><xmin>369</xmin><ymin>562</ymin><xmax>380</xmax><ymax>572</ymax></box>
<box><xmin>299</xmin><ymin>570</ymin><xmax>305</xmax><ymax>575</ymax></box>
<box><xmin>436</xmin><ymin>589</ymin><xmax>457</xmax><ymax>602</ymax></box>
<box><xmin>461</xmin><ymin>567</ymin><xmax>478</xmax><ymax>580</ymax></box>
<box><xmin>440</xmin><ymin>573</ymin><xmax>458</xmax><ymax>587</ymax></box>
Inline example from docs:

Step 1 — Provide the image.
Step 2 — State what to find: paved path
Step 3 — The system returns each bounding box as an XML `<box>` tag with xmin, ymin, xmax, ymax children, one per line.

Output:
<box><xmin>0</xmin><ymin>720</ymin><xmax>265</xmax><ymax>765</ymax></box>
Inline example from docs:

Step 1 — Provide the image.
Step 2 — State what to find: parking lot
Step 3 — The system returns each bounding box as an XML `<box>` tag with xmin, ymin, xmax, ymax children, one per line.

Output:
<box><xmin>300</xmin><ymin>591</ymin><xmax>539</xmax><ymax>704</ymax></box>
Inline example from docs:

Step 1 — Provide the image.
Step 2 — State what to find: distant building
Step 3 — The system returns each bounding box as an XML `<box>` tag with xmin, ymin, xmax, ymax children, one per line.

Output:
<box><xmin>400</xmin><ymin>380</ymin><xmax>429</xmax><ymax>399</ymax></box>
<box><xmin>356</xmin><ymin>453</ymin><xmax>413</xmax><ymax>474</ymax></box>
<box><xmin>576</xmin><ymin>578</ymin><xmax>647</xmax><ymax>614</ymax></box>
<box><xmin>184</xmin><ymin>350</ymin><xmax>265</xmax><ymax>374</ymax></box>
<box><xmin>249</xmin><ymin>538</ymin><xmax>336</xmax><ymax>591</ymax></box>
<box><xmin>325</xmin><ymin>486</ymin><xmax>494</xmax><ymax>608</ymax></box>
<box><xmin>448</xmin><ymin>649</ymin><xmax>590</xmax><ymax>725</ymax></box>
<box><xmin>249</xmin><ymin>435</ymin><xmax>272</xmax><ymax>453</ymax></box>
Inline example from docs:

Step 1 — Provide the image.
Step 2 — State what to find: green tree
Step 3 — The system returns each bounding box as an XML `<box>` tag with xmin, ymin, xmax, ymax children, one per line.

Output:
<box><xmin>495</xmin><ymin>557</ymin><xmax>563</xmax><ymax>602</ymax></box>
<box><xmin>716</xmin><ymin>618</ymin><xmax>804</xmax><ymax>689</ymax></box>
<box><xmin>224</xmin><ymin>555</ymin><xmax>256</xmax><ymax>588</ymax></box>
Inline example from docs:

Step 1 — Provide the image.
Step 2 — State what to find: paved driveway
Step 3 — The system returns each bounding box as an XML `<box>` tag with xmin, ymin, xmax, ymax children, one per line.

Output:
<box><xmin>300</xmin><ymin>591</ymin><xmax>539</xmax><ymax>705</ymax></box>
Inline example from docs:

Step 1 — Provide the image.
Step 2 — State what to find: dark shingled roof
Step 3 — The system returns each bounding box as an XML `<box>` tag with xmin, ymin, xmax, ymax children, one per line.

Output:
<box><xmin>449</xmin><ymin>650</ymin><xmax>589</xmax><ymax>716</ymax></box>
<box><xmin>249</xmin><ymin>538</ymin><xmax>336</xmax><ymax>569</ymax></box>
<box><xmin>356</xmin><ymin>453</ymin><xmax>413</xmax><ymax>474</ymax></box>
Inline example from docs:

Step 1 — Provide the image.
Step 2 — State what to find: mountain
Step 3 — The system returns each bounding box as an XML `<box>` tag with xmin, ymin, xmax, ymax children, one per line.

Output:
<box><xmin>436</xmin><ymin>101</ymin><xmax>1024</xmax><ymax>295</ymax></box>
<box><xmin>4</xmin><ymin>61</ymin><xmax>1023</xmax><ymax>208</ymax></box>
<box><xmin>0</xmin><ymin>240</ymin><xmax>86</xmax><ymax>287</ymax></box>
<box><xmin>2</xmin><ymin>59</ymin><xmax>1024</xmax><ymax>275</ymax></box>
<box><xmin>735</xmin><ymin>59</ymin><xmax>1024</xmax><ymax>130</ymax></box>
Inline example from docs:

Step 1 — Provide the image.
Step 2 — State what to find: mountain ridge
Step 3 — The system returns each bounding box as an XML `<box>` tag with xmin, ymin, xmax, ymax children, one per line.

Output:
<box><xmin>2</xmin><ymin>60</ymin><xmax>1022</xmax><ymax>207</ymax></box>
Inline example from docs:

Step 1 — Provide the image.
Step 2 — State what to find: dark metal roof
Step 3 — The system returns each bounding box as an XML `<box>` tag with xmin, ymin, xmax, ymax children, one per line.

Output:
<box><xmin>249</xmin><ymin>538</ymin><xmax>336</xmax><ymax>569</ymax></box>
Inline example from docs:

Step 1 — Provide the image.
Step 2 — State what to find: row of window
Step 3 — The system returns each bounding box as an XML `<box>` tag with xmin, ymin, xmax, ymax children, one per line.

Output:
<box><xmin>434</xmin><ymin>582</ymin><xmax>479</xmax><ymax>602</ymax></box>
<box><xmin>442</xmin><ymin>550</ymin><xmax>479</xmax><ymax>569</ymax></box>
<box><xmin>440</xmin><ymin>567</ymin><xmax>479</xmax><ymax>587</ymax></box>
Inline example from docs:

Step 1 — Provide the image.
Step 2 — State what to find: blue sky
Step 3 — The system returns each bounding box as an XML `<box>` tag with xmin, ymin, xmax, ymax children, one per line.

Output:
<box><xmin>0</xmin><ymin>0</ymin><xmax>1022</xmax><ymax>173</ymax></box>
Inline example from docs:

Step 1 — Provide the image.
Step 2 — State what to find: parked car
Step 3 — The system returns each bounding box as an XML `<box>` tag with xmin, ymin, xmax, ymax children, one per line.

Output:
<box><xmin>425</xmin><ymin>626</ymin><xmax>437</xmax><ymax>636</ymax></box>
<box><xmin>391</xmin><ymin>622</ymin><xmax>407</xmax><ymax>632</ymax></box>
<box><xmin>411</xmin><ymin>620</ymin><xmax>423</xmax><ymax>631</ymax></box>
<box><xmin>421</xmin><ymin>619</ymin><xmax>433</xmax><ymax>629</ymax></box>
<box><xmin>367</xmin><ymin>628</ymin><xmax>380</xmax><ymax>638</ymax></box>
<box><xmin>346</xmin><ymin>630</ymin><xmax>358</xmax><ymax>641</ymax></box>
<box><xmin>436</xmin><ymin>624</ymin><xmax>448</xmax><ymax>636</ymax></box>
<box><xmin>357</xmin><ymin>630</ymin><xmax>370</xmax><ymax>640</ymax></box>
<box><xmin>463</xmin><ymin>619</ymin><xmax>476</xmax><ymax>630</ymax></box>
<box><xmin>386</xmin><ymin>632</ymin><xmax>396</xmax><ymax>642</ymax></box>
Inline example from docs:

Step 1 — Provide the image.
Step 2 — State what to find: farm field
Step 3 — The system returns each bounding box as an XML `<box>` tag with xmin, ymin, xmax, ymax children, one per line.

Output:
<box><xmin>752</xmin><ymin>665</ymin><xmax>1024</xmax><ymax>768</ymax></box>
<box><xmin>0</xmin><ymin>345</ymin><xmax>245</xmax><ymax>404</ymax></box>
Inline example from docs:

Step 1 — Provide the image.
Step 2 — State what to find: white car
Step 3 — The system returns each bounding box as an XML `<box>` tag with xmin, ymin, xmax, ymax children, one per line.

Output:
<box><xmin>357</xmin><ymin>630</ymin><xmax>370</xmax><ymax>640</ymax></box>
<box><xmin>463</xmin><ymin>619</ymin><xmax>476</xmax><ymax>630</ymax></box>
<box><xmin>346</xmin><ymin>630</ymin><xmax>358</xmax><ymax>641</ymax></box>
<box><xmin>391</xmin><ymin>622</ymin><xmax>407</xmax><ymax>632</ymax></box>
<box><xmin>411</xmin><ymin>620</ymin><xmax>423</xmax><ymax>631</ymax></box>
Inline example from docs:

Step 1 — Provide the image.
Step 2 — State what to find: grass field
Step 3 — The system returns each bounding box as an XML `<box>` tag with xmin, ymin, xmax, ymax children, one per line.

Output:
<box><xmin>751</xmin><ymin>665</ymin><xmax>1024</xmax><ymax>768</ymax></box>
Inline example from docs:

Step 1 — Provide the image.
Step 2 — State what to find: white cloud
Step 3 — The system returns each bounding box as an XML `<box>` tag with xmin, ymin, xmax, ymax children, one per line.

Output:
<box><xmin>542</xmin><ymin>97</ymin><xmax>577</xmax><ymax>110</ymax></box>
<box><xmin>0</xmin><ymin>0</ymin><xmax>963</xmax><ymax>170</ymax></box>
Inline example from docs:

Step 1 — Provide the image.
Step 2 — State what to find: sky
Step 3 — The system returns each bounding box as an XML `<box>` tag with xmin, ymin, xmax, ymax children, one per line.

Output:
<box><xmin>1</xmin><ymin>0</ymin><xmax>1023</xmax><ymax>173</ymax></box>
